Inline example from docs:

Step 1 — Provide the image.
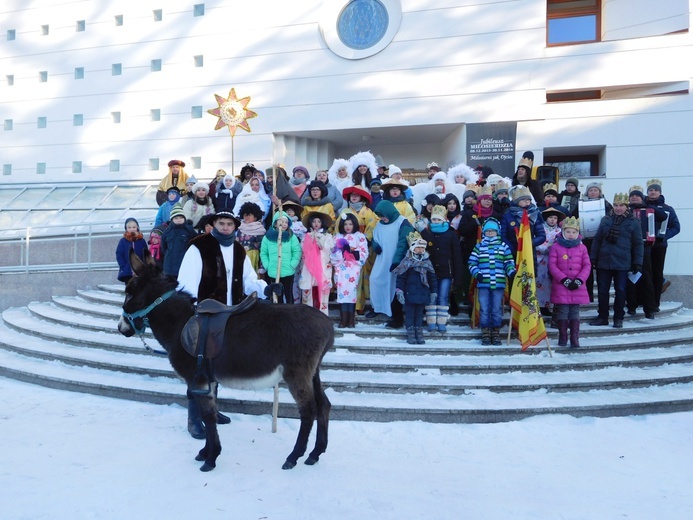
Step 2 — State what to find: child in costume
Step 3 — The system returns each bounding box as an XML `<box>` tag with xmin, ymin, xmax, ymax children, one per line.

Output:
<box><xmin>331</xmin><ymin>212</ymin><xmax>369</xmax><ymax>328</ymax></box>
<box><xmin>298</xmin><ymin>211</ymin><xmax>335</xmax><ymax>315</ymax></box>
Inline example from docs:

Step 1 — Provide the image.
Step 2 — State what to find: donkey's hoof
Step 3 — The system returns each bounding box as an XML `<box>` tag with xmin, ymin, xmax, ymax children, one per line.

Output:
<box><xmin>304</xmin><ymin>456</ymin><xmax>319</xmax><ymax>466</ymax></box>
<box><xmin>282</xmin><ymin>459</ymin><xmax>297</xmax><ymax>470</ymax></box>
<box><xmin>199</xmin><ymin>462</ymin><xmax>216</xmax><ymax>472</ymax></box>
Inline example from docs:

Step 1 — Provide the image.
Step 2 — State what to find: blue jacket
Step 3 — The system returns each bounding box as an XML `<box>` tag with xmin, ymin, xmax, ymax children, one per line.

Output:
<box><xmin>500</xmin><ymin>204</ymin><xmax>546</xmax><ymax>258</ymax></box>
<box><xmin>468</xmin><ymin>236</ymin><xmax>516</xmax><ymax>290</ymax></box>
<box><xmin>162</xmin><ymin>222</ymin><xmax>198</xmax><ymax>277</ymax></box>
<box><xmin>646</xmin><ymin>195</ymin><xmax>680</xmax><ymax>246</ymax></box>
<box><xmin>590</xmin><ymin>212</ymin><xmax>643</xmax><ymax>271</ymax></box>
<box><xmin>395</xmin><ymin>255</ymin><xmax>438</xmax><ymax>305</ymax></box>
<box><xmin>116</xmin><ymin>236</ymin><xmax>148</xmax><ymax>281</ymax></box>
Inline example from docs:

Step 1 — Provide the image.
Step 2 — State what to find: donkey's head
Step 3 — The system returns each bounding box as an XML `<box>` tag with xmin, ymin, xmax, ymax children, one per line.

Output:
<box><xmin>118</xmin><ymin>248</ymin><xmax>174</xmax><ymax>337</ymax></box>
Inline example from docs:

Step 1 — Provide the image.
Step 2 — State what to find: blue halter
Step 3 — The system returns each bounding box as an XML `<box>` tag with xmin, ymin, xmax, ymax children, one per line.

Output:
<box><xmin>122</xmin><ymin>289</ymin><xmax>176</xmax><ymax>337</ymax></box>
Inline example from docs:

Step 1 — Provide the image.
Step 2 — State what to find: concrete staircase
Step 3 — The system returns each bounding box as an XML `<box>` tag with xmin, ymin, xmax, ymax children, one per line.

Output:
<box><xmin>1</xmin><ymin>284</ymin><xmax>693</xmax><ymax>423</ymax></box>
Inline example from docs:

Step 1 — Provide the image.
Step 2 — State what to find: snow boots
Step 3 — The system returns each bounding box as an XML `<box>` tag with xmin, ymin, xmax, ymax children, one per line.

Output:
<box><xmin>425</xmin><ymin>305</ymin><xmax>437</xmax><ymax>332</ymax></box>
<box><xmin>436</xmin><ymin>305</ymin><xmax>448</xmax><ymax>333</ymax></box>
<box><xmin>557</xmin><ymin>320</ymin><xmax>569</xmax><ymax>346</ymax></box>
<box><xmin>414</xmin><ymin>326</ymin><xmax>426</xmax><ymax>344</ymax></box>
<box><xmin>569</xmin><ymin>319</ymin><xmax>580</xmax><ymax>348</ymax></box>
<box><xmin>490</xmin><ymin>327</ymin><xmax>502</xmax><ymax>346</ymax></box>
<box><xmin>481</xmin><ymin>328</ymin><xmax>491</xmax><ymax>346</ymax></box>
<box><xmin>406</xmin><ymin>326</ymin><xmax>417</xmax><ymax>344</ymax></box>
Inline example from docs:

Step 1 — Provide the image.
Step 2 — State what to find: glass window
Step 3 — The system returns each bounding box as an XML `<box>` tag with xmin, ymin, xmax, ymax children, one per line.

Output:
<box><xmin>72</xmin><ymin>161</ymin><xmax>82</xmax><ymax>173</ymax></box>
<box><xmin>110</xmin><ymin>160</ymin><xmax>120</xmax><ymax>172</ymax></box>
<box><xmin>37</xmin><ymin>117</ymin><xmax>47</xmax><ymax>129</ymax></box>
<box><xmin>115</xmin><ymin>15</ymin><xmax>123</xmax><ymax>26</ymax></box>
<box><xmin>39</xmin><ymin>71</ymin><xmax>48</xmax><ymax>82</ymax></box>
<box><xmin>149</xmin><ymin>158</ymin><xmax>160</xmax><ymax>170</ymax></box>
<box><xmin>153</xmin><ymin>9</ymin><xmax>162</xmax><ymax>21</ymax></box>
<box><xmin>547</xmin><ymin>0</ymin><xmax>600</xmax><ymax>45</ymax></box>
<box><xmin>150</xmin><ymin>109</ymin><xmax>161</xmax><ymax>121</ymax></box>
<box><xmin>4</xmin><ymin>188</ymin><xmax>51</xmax><ymax>209</ymax></box>
<box><xmin>191</xmin><ymin>106</ymin><xmax>203</xmax><ymax>118</ymax></box>
<box><xmin>191</xmin><ymin>156</ymin><xmax>201</xmax><ymax>169</ymax></box>
<box><xmin>41</xmin><ymin>25</ymin><xmax>49</xmax><ymax>36</ymax></box>
<box><xmin>4</xmin><ymin>119</ymin><xmax>12</xmax><ymax>131</ymax></box>
<box><xmin>2</xmin><ymin>165</ymin><xmax>11</xmax><ymax>176</ymax></box>
<box><xmin>37</xmin><ymin>163</ymin><xmax>46</xmax><ymax>174</ymax></box>
<box><xmin>73</xmin><ymin>114</ymin><xmax>83</xmax><ymax>126</ymax></box>
<box><xmin>545</xmin><ymin>155</ymin><xmax>600</xmax><ymax>177</ymax></box>
<box><xmin>112</xmin><ymin>63</ymin><xmax>122</xmax><ymax>76</ymax></box>
<box><xmin>76</xmin><ymin>20</ymin><xmax>85</xmax><ymax>32</ymax></box>
<box><xmin>151</xmin><ymin>59</ymin><xmax>162</xmax><ymax>72</ymax></box>
<box><xmin>112</xmin><ymin>112</ymin><xmax>121</xmax><ymax>124</ymax></box>
<box><xmin>74</xmin><ymin>67</ymin><xmax>84</xmax><ymax>79</ymax></box>
<box><xmin>194</xmin><ymin>4</ymin><xmax>205</xmax><ymax>16</ymax></box>
<box><xmin>337</xmin><ymin>0</ymin><xmax>389</xmax><ymax>50</ymax></box>
<box><xmin>6</xmin><ymin>75</ymin><xmax>14</xmax><ymax>86</ymax></box>
<box><xmin>194</xmin><ymin>55</ymin><xmax>204</xmax><ymax>67</ymax></box>
<box><xmin>7</xmin><ymin>29</ymin><xmax>16</xmax><ymax>41</ymax></box>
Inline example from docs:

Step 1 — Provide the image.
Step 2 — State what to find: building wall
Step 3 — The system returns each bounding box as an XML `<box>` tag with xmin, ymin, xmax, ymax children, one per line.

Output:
<box><xmin>1</xmin><ymin>0</ymin><xmax>691</xmax><ymax>275</ymax></box>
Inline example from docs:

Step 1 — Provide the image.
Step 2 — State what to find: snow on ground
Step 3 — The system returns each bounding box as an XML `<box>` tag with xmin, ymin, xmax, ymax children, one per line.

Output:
<box><xmin>1</xmin><ymin>377</ymin><xmax>691</xmax><ymax>520</ymax></box>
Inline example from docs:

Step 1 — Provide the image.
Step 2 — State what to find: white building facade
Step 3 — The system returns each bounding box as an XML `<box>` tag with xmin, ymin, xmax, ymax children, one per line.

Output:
<box><xmin>0</xmin><ymin>0</ymin><xmax>691</xmax><ymax>275</ymax></box>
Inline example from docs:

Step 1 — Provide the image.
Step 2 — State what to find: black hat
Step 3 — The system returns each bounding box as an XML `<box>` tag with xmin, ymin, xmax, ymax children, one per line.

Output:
<box><xmin>541</xmin><ymin>207</ymin><xmax>566</xmax><ymax>222</ymax></box>
<box><xmin>211</xmin><ymin>211</ymin><xmax>240</xmax><ymax>228</ymax></box>
<box><xmin>302</xmin><ymin>210</ymin><xmax>333</xmax><ymax>231</ymax></box>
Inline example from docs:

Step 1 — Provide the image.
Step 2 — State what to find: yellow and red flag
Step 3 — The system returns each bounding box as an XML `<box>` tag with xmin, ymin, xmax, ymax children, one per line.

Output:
<box><xmin>509</xmin><ymin>209</ymin><xmax>547</xmax><ymax>350</ymax></box>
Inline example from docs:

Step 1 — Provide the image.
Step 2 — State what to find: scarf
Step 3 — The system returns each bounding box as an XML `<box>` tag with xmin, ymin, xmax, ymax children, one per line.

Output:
<box><xmin>605</xmin><ymin>212</ymin><xmax>627</xmax><ymax>244</ymax></box>
<box><xmin>304</xmin><ymin>196</ymin><xmax>330</xmax><ymax>207</ymax></box>
<box><xmin>238</xmin><ymin>220</ymin><xmax>266</xmax><ymax>237</ymax></box>
<box><xmin>349</xmin><ymin>201</ymin><xmax>365</xmax><ymax>213</ymax></box>
<box><xmin>556</xmin><ymin>235</ymin><xmax>581</xmax><ymax>248</ymax></box>
<box><xmin>265</xmin><ymin>227</ymin><xmax>294</xmax><ymax>243</ymax></box>
<box><xmin>123</xmin><ymin>231</ymin><xmax>143</xmax><ymax>242</ymax></box>
<box><xmin>290</xmin><ymin>177</ymin><xmax>307</xmax><ymax>186</ymax></box>
<box><xmin>474</xmin><ymin>202</ymin><xmax>494</xmax><ymax>218</ymax></box>
<box><xmin>430</xmin><ymin>222</ymin><xmax>449</xmax><ymax>233</ymax></box>
<box><xmin>508</xmin><ymin>204</ymin><xmax>540</xmax><ymax>224</ymax></box>
<box><xmin>211</xmin><ymin>228</ymin><xmax>235</xmax><ymax>246</ymax></box>
<box><xmin>149</xmin><ymin>241</ymin><xmax>162</xmax><ymax>260</ymax></box>
<box><xmin>393</xmin><ymin>251</ymin><xmax>435</xmax><ymax>287</ymax></box>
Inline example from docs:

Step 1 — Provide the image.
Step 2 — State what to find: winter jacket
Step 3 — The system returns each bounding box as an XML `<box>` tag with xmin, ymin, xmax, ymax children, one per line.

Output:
<box><xmin>557</xmin><ymin>189</ymin><xmax>580</xmax><ymax>218</ymax></box>
<box><xmin>468</xmin><ymin>236</ymin><xmax>515</xmax><ymax>290</ymax></box>
<box><xmin>395</xmin><ymin>255</ymin><xmax>438</xmax><ymax>305</ymax></box>
<box><xmin>183</xmin><ymin>197</ymin><xmax>215</xmax><ymax>227</ymax></box>
<box><xmin>162</xmin><ymin>222</ymin><xmax>198</xmax><ymax>277</ymax></box>
<box><xmin>458</xmin><ymin>205</ymin><xmax>503</xmax><ymax>260</ymax></box>
<box><xmin>421</xmin><ymin>226</ymin><xmax>464</xmax><ymax>286</ymax></box>
<box><xmin>301</xmin><ymin>182</ymin><xmax>344</xmax><ymax>214</ymax></box>
<box><xmin>590</xmin><ymin>212</ymin><xmax>643</xmax><ymax>271</ymax></box>
<box><xmin>548</xmin><ymin>237</ymin><xmax>591</xmax><ymax>304</ymax></box>
<box><xmin>260</xmin><ymin>213</ymin><xmax>302</xmax><ymax>279</ymax></box>
<box><xmin>500</xmin><ymin>204</ymin><xmax>546</xmax><ymax>258</ymax></box>
<box><xmin>645</xmin><ymin>195</ymin><xmax>680</xmax><ymax>246</ymax></box>
<box><xmin>116</xmin><ymin>235</ymin><xmax>148</xmax><ymax>281</ymax></box>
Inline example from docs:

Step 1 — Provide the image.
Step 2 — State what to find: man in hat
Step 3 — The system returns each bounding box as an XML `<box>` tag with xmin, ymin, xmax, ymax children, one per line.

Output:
<box><xmin>500</xmin><ymin>186</ymin><xmax>546</xmax><ymax>261</ymax></box>
<box><xmin>626</xmin><ymin>185</ymin><xmax>668</xmax><ymax>318</ymax></box>
<box><xmin>644</xmin><ymin>179</ymin><xmax>680</xmax><ymax>310</ymax></box>
<box><xmin>590</xmin><ymin>193</ymin><xmax>643</xmax><ymax>328</ymax></box>
<box><xmin>541</xmin><ymin>183</ymin><xmax>569</xmax><ymax>214</ymax></box>
<box><xmin>511</xmin><ymin>151</ymin><xmax>543</xmax><ymax>204</ymax></box>
<box><xmin>156</xmin><ymin>159</ymin><xmax>190</xmax><ymax>206</ymax></box>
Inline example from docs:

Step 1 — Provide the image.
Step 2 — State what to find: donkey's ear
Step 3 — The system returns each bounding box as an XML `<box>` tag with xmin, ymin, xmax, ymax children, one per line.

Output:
<box><xmin>142</xmin><ymin>247</ymin><xmax>157</xmax><ymax>268</ymax></box>
<box><xmin>130</xmin><ymin>249</ymin><xmax>146</xmax><ymax>277</ymax></box>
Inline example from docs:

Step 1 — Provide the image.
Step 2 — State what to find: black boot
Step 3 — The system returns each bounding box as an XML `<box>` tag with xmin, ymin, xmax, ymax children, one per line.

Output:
<box><xmin>569</xmin><ymin>319</ymin><xmax>580</xmax><ymax>348</ymax></box>
<box><xmin>406</xmin><ymin>326</ymin><xmax>417</xmax><ymax>344</ymax></box>
<box><xmin>187</xmin><ymin>398</ymin><xmax>206</xmax><ymax>439</ymax></box>
<box><xmin>490</xmin><ymin>327</ymin><xmax>502</xmax><ymax>346</ymax></box>
<box><xmin>481</xmin><ymin>328</ymin><xmax>491</xmax><ymax>346</ymax></box>
<box><xmin>338</xmin><ymin>308</ymin><xmax>347</xmax><ymax>328</ymax></box>
<box><xmin>557</xmin><ymin>320</ymin><xmax>568</xmax><ymax>346</ymax></box>
<box><xmin>347</xmin><ymin>311</ymin><xmax>356</xmax><ymax>328</ymax></box>
<box><xmin>414</xmin><ymin>326</ymin><xmax>426</xmax><ymax>344</ymax></box>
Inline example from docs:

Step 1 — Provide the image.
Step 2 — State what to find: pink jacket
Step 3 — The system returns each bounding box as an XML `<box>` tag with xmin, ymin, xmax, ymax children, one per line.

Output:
<box><xmin>548</xmin><ymin>240</ymin><xmax>591</xmax><ymax>305</ymax></box>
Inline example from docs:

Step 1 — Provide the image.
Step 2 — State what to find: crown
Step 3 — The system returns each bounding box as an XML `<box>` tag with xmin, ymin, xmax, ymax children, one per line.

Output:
<box><xmin>464</xmin><ymin>184</ymin><xmax>480</xmax><ymax>194</ymax></box>
<box><xmin>430</xmin><ymin>205</ymin><xmax>448</xmax><ymax>221</ymax></box>
<box><xmin>646</xmin><ymin>178</ymin><xmax>662</xmax><ymax>190</ymax></box>
<box><xmin>562</xmin><ymin>216</ymin><xmax>580</xmax><ymax>230</ymax></box>
<box><xmin>518</xmin><ymin>157</ymin><xmax>533</xmax><ymax>169</ymax></box>
<box><xmin>494</xmin><ymin>180</ymin><xmax>509</xmax><ymax>191</ymax></box>
<box><xmin>629</xmin><ymin>185</ymin><xmax>644</xmax><ymax>195</ymax></box>
<box><xmin>478</xmin><ymin>185</ymin><xmax>493</xmax><ymax>197</ymax></box>
<box><xmin>407</xmin><ymin>231</ymin><xmax>425</xmax><ymax>247</ymax></box>
<box><xmin>543</xmin><ymin>183</ymin><xmax>558</xmax><ymax>194</ymax></box>
<box><xmin>511</xmin><ymin>186</ymin><xmax>532</xmax><ymax>201</ymax></box>
<box><xmin>613</xmin><ymin>193</ymin><xmax>629</xmax><ymax>205</ymax></box>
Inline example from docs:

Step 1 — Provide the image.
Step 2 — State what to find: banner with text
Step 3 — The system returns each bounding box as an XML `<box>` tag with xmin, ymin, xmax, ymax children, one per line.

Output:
<box><xmin>467</xmin><ymin>122</ymin><xmax>517</xmax><ymax>179</ymax></box>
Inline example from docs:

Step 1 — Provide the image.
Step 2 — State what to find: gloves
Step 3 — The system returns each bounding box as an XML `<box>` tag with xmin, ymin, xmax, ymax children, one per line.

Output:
<box><xmin>263</xmin><ymin>283</ymin><xmax>284</xmax><ymax>299</ymax></box>
<box><xmin>372</xmin><ymin>241</ymin><xmax>382</xmax><ymax>255</ymax></box>
<box><xmin>568</xmin><ymin>279</ymin><xmax>583</xmax><ymax>291</ymax></box>
<box><xmin>561</xmin><ymin>277</ymin><xmax>573</xmax><ymax>288</ymax></box>
<box><xmin>429</xmin><ymin>293</ymin><xmax>438</xmax><ymax>305</ymax></box>
<box><xmin>389</xmin><ymin>264</ymin><xmax>398</xmax><ymax>272</ymax></box>
<box><xmin>395</xmin><ymin>289</ymin><xmax>406</xmax><ymax>305</ymax></box>
<box><xmin>476</xmin><ymin>273</ymin><xmax>484</xmax><ymax>283</ymax></box>
<box><xmin>631</xmin><ymin>264</ymin><xmax>642</xmax><ymax>274</ymax></box>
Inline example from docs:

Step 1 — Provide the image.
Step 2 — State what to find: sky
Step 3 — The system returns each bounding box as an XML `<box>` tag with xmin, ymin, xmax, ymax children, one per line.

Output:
<box><xmin>1</xmin><ymin>376</ymin><xmax>692</xmax><ymax>520</ymax></box>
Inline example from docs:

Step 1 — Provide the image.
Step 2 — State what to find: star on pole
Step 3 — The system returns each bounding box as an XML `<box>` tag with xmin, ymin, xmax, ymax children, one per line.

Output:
<box><xmin>207</xmin><ymin>88</ymin><xmax>257</xmax><ymax>137</ymax></box>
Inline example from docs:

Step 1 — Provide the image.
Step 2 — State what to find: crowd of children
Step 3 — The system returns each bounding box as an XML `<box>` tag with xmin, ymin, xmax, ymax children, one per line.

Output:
<box><xmin>118</xmin><ymin>153</ymin><xmax>680</xmax><ymax>349</ymax></box>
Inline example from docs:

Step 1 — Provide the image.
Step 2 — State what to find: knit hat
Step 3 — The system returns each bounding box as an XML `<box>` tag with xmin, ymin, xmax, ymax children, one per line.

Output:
<box><xmin>430</xmin><ymin>205</ymin><xmax>448</xmax><ymax>222</ymax></box>
<box><xmin>192</xmin><ymin>181</ymin><xmax>209</xmax><ymax>194</ymax></box>
<box><xmin>186</xmin><ymin>175</ymin><xmax>198</xmax><ymax>185</ymax></box>
<box><xmin>432</xmin><ymin>172</ymin><xmax>447</xmax><ymax>183</ymax></box>
<box><xmin>494</xmin><ymin>180</ymin><xmax>510</xmax><ymax>195</ymax></box>
<box><xmin>307</xmin><ymin>180</ymin><xmax>328</xmax><ymax>199</ymax></box>
<box><xmin>167</xmin><ymin>186</ymin><xmax>181</xmax><ymax>194</ymax></box>
<box><xmin>342</xmin><ymin>184</ymin><xmax>373</xmax><ymax>204</ymax></box>
<box><xmin>613</xmin><ymin>193</ymin><xmax>629</xmax><ymax>205</ymax></box>
<box><xmin>149</xmin><ymin>227</ymin><xmax>164</xmax><ymax>240</ymax></box>
<box><xmin>124</xmin><ymin>217</ymin><xmax>140</xmax><ymax>231</ymax></box>
<box><xmin>562</xmin><ymin>216</ymin><xmax>580</xmax><ymax>231</ymax></box>
<box><xmin>406</xmin><ymin>231</ymin><xmax>427</xmax><ymax>251</ymax></box>
<box><xmin>486</xmin><ymin>174</ymin><xmax>503</xmax><ymax>186</ymax></box>
<box><xmin>170</xmin><ymin>203</ymin><xmax>185</xmax><ymax>219</ymax></box>
<box><xmin>543</xmin><ymin>183</ymin><xmax>559</xmax><ymax>197</ymax></box>
<box><xmin>482</xmin><ymin>217</ymin><xmax>501</xmax><ymax>234</ymax></box>
<box><xmin>388</xmin><ymin>164</ymin><xmax>403</xmax><ymax>176</ymax></box>
<box><xmin>463</xmin><ymin>189</ymin><xmax>478</xmax><ymax>201</ymax></box>
<box><xmin>369</xmin><ymin>178</ymin><xmax>382</xmax><ymax>187</ymax></box>
<box><xmin>168</xmin><ymin>159</ymin><xmax>185</xmax><ymax>168</ymax></box>
<box><xmin>292</xmin><ymin>166</ymin><xmax>310</xmax><ymax>179</ymax></box>
<box><xmin>629</xmin><ymin>185</ymin><xmax>645</xmax><ymax>199</ymax></box>
<box><xmin>565</xmin><ymin>177</ymin><xmax>579</xmax><ymax>189</ymax></box>
<box><xmin>585</xmin><ymin>181</ymin><xmax>602</xmax><ymax>194</ymax></box>
<box><xmin>511</xmin><ymin>186</ymin><xmax>532</xmax><ymax>203</ymax></box>
<box><xmin>646</xmin><ymin>178</ymin><xmax>662</xmax><ymax>192</ymax></box>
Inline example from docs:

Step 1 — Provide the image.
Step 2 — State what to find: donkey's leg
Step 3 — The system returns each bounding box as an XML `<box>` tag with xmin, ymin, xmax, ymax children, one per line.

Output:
<box><xmin>305</xmin><ymin>369</ymin><xmax>331</xmax><ymax>466</ymax></box>
<box><xmin>193</xmin><ymin>383</ymin><xmax>222</xmax><ymax>472</ymax></box>
<box><xmin>282</xmin><ymin>374</ymin><xmax>317</xmax><ymax>470</ymax></box>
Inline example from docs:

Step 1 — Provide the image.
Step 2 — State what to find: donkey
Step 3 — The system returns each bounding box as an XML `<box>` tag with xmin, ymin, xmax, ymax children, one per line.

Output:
<box><xmin>118</xmin><ymin>249</ymin><xmax>333</xmax><ymax>472</ymax></box>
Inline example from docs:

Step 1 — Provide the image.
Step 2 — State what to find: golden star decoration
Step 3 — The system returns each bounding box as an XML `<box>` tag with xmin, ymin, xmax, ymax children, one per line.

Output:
<box><xmin>207</xmin><ymin>88</ymin><xmax>257</xmax><ymax>137</ymax></box>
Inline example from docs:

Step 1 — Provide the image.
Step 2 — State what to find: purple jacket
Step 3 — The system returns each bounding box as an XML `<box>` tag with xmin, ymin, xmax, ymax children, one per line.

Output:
<box><xmin>548</xmin><ymin>239</ymin><xmax>591</xmax><ymax>305</ymax></box>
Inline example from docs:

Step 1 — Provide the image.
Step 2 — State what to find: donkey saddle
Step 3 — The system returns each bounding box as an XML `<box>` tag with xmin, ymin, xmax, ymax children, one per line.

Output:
<box><xmin>182</xmin><ymin>292</ymin><xmax>258</xmax><ymax>359</ymax></box>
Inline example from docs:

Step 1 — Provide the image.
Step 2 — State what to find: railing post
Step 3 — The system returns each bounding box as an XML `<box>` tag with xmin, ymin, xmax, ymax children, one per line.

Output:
<box><xmin>25</xmin><ymin>226</ymin><xmax>30</xmax><ymax>274</ymax></box>
<box><xmin>87</xmin><ymin>224</ymin><xmax>93</xmax><ymax>269</ymax></box>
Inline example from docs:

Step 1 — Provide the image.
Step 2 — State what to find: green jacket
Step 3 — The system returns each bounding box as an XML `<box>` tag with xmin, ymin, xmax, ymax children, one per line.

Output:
<box><xmin>260</xmin><ymin>212</ymin><xmax>302</xmax><ymax>278</ymax></box>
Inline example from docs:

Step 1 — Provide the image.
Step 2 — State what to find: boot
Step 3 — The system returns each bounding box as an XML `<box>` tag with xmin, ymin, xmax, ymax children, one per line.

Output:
<box><xmin>557</xmin><ymin>320</ymin><xmax>568</xmax><ymax>346</ymax></box>
<box><xmin>347</xmin><ymin>311</ymin><xmax>356</xmax><ymax>328</ymax></box>
<box><xmin>550</xmin><ymin>313</ymin><xmax>558</xmax><ymax>329</ymax></box>
<box><xmin>187</xmin><ymin>398</ymin><xmax>206</xmax><ymax>440</ymax></box>
<box><xmin>490</xmin><ymin>327</ymin><xmax>501</xmax><ymax>346</ymax></box>
<box><xmin>481</xmin><ymin>328</ymin><xmax>491</xmax><ymax>346</ymax></box>
<box><xmin>338</xmin><ymin>309</ymin><xmax>347</xmax><ymax>328</ymax></box>
<box><xmin>569</xmin><ymin>319</ymin><xmax>580</xmax><ymax>348</ymax></box>
<box><xmin>436</xmin><ymin>305</ymin><xmax>448</xmax><ymax>333</ymax></box>
<box><xmin>414</xmin><ymin>326</ymin><xmax>426</xmax><ymax>344</ymax></box>
<box><xmin>406</xmin><ymin>326</ymin><xmax>417</xmax><ymax>344</ymax></box>
<box><xmin>425</xmin><ymin>305</ymin><xmax>437</xmax><ymax>332</ymax></box>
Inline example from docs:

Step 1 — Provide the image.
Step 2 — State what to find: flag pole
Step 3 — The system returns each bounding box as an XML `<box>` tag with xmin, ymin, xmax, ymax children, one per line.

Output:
<box><xmin>507</xmin><ymin>307</ymin><xmax>513</xmax><ymax>345</ymax></box>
